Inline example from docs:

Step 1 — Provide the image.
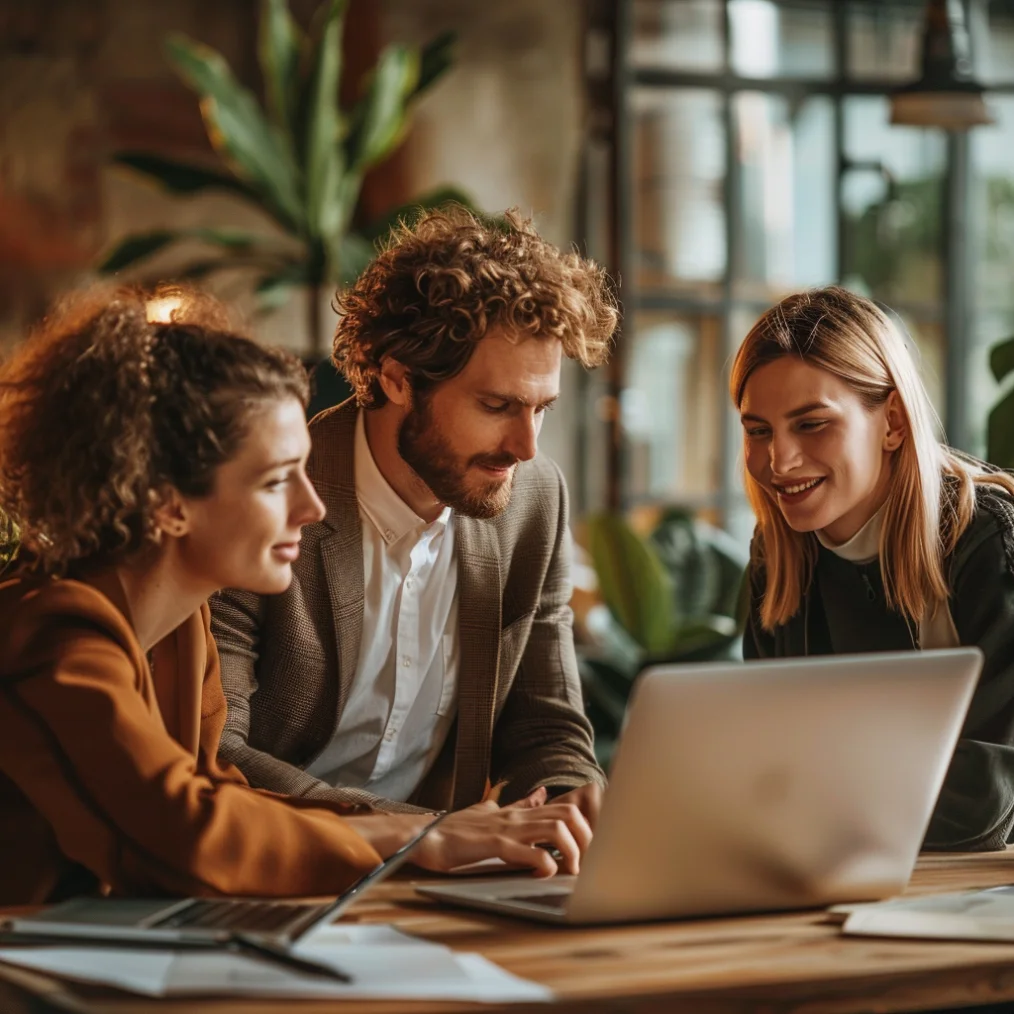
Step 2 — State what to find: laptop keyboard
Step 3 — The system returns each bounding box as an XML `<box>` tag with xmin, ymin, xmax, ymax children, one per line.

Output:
<box><xmin>154</xmin><ymin>900</ymin><xmax>319</xmax><ymax>934</ymax></box>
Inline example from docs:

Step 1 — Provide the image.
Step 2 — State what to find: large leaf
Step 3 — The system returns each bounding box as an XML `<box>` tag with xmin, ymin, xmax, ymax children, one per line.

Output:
<box><xmin>413</xmin><ymin>30</ymin><xmax>456</xmax><ymax>99</ymax></box>
<box><xmin>112</xmin><ymin>152</ymin><xmax>261</xmax><ymax>202</ymax></box>
<box><xmin>99</xmin><ymin>231</ymin><xmax>181</xmax><ymax>273</ymax></box>
<box><xmin>346</xmin><ymin>44</ymin><xmax>420</xmax><ymax>172</ymax></box>
<box><xmin>360</xmin><ymin>185</ymin><xmax>476</xmax><ymax>243</ymax></box>
<box><xmin>304</xmin><ymin>0</ymin><xmax>347</xmax><ymax>243</ymax></box>
<box><xmin>99</xmin><ymin>228</ymin><xmax>283</xmax><ymax>274</ymax></box>
<box><xmin>988</xmin><ymin>387</ymin><xmax>1014</xmax><ymax>469</ymax></box>
<box><xmin>258</xmin><ymin>0</ymin><xmax>303</xmax><ymax>138</ymax></box>
<box><xmin>990</xmin><ymin>335</ymin><xmax>1014</xmax><ymax>384</ymax></box>
<box><xmin>165</xmin><ymin>33</ymin><xmax>305</xmax><ymax>233</ymax></box>
<box><xmin>336</xmin><ymin>230</ymin><xmax>376</xmax><ymax>285</ymax></box>
<box><xmin>588</xmin><ymin>512</ymin><xmax>675</xmax><ymax>656</ymax></box>
<box><xmin>255</xmin><ymin>262</ymin><xmax>309</xmax><ymax>310</ymax></box>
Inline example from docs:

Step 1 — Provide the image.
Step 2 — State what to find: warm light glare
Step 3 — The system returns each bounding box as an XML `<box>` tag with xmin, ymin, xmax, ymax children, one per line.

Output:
<box><xmin>145</xmin><ymin>295</ymin><xmax>183</xmax><ymax>323</ymax></box>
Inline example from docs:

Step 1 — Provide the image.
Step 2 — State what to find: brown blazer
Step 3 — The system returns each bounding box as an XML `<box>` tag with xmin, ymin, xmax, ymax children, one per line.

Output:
<box><xmin>0</xmin><ymin>573</ymin><xmax>380</xmax><ymax>906</ymax></box>
<box><xmin>211</xmin><ymin>399</ymin><xmax>604</xmax><ymax>814</ymax></box>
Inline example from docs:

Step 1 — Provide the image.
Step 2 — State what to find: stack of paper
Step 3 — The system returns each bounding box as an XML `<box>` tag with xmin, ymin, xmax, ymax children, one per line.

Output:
<box><xmin>0</xmin><ymin>923</ymin><xmax>552</xmax><ymax>1002</ymax></box>
<box><xmin>840</xmin><ymin>885</ymin><xmax>1014</xmax><ymax>942</ymax></box>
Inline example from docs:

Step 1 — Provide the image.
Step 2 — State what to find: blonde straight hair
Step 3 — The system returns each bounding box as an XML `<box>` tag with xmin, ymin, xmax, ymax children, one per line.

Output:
<box><xmin>730</xmin><ymin>286</ymin><xmax>1014</xmax><ymax>632</ymax></box>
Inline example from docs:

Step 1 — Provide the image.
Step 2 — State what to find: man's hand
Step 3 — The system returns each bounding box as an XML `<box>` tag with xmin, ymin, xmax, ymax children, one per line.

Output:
<box><xmin>412</xmin><ymin>791</ymin><xmax>593</xmax><ymax>877</ymax></box>
<box><xmin>550</xmin><ymin>782</ymin><xmax>604</xmax><ymax>830</ymax></box>
<box><xmin>346</xmin><ymin>787</ymin><xmax>593</xmax><ymax>878</ymax></box>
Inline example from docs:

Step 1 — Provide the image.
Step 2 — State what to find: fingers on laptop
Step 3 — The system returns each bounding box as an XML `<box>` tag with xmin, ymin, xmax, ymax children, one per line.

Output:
<box><xmin>415</xmin><ymin>800</ymin><xmax>592</xmax><ymax>876</ymax></box>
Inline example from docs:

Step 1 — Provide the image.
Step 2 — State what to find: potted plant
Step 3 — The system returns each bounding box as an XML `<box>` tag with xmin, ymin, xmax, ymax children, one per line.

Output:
<box><xmin>98</xmin><ymin>0</ymin><xmax>473</xmax><ymax>355</ymax></box>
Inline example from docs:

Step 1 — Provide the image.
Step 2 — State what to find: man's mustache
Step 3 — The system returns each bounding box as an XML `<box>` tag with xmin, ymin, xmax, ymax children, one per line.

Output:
<box><xmin>469</xmin><ymin>453</ymin><xmax>519</xmax><ymax>470</ymax></box>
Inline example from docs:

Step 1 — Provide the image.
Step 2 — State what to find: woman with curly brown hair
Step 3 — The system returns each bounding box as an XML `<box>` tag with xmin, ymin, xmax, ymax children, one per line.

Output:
<box><xmin>0</xmin><ymin>286</ymin><xmax>593</xmax><ymax>906</ymax></box>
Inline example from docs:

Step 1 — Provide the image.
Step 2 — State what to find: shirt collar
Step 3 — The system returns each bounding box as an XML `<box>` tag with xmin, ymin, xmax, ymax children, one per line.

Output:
<box><xmin>354</xmin><ymin>409</ymin><xmax>451</xmax><ymax>545</ymax></box>
<box><xmin>815</xmin><ymin>504</ymin><xmax>885</xmax><ymax>564</ymax></box>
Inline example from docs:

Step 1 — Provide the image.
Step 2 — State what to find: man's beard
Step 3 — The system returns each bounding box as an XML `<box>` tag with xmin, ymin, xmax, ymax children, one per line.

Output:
<box><xmin>397</xmin><ymin>395</ymin><xmax>516</xmax><ymax>519</ymax></box>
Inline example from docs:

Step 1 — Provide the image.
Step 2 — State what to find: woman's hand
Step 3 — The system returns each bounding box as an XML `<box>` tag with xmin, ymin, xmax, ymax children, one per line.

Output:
<box><xmin>345</xmin><ymin>787</ymin><xmax>594</xmax><ymax>878</ymax></box>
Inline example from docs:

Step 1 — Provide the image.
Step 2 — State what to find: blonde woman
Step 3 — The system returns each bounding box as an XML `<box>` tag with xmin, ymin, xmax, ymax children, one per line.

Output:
<box><xmin>731</xmin><ymin>285</ymin><xmax>1014</xmax><ymax>852</ymax></box>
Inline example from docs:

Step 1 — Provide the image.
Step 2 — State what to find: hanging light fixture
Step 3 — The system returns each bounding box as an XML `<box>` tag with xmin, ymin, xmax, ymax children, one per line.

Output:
<box><xmin>890</xmin><ymin>0</ymin><xmax>993</xmax><ymax>129</ymax></box>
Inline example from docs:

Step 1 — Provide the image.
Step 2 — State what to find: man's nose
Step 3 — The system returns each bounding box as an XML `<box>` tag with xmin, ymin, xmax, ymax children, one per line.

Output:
<box><xmin>503</xmin><ymin>412</ymin><xmax>539</xmax><ymax>463</ymax></box>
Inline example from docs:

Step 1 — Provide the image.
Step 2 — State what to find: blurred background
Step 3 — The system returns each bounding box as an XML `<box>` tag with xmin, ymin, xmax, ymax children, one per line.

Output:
<box><xmin>3</xmin><ymin>0</ymin><xmax>1014</xmax><ymax>757</ymax></box>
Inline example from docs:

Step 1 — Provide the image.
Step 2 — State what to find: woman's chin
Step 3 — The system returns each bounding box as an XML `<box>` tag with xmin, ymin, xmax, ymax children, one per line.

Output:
<box><xmin>240</xmin><ymin>565</ymin><xmax>294</xmax><ymax>597</ymax></box>
<box><xmin>778</xmin><ymin>506</ymin><xmax>828</xmax><ymax>534</ymax></box>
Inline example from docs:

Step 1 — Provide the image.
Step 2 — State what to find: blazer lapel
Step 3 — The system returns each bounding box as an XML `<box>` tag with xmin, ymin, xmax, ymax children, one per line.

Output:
<box><xmin>451</xmin><ymin>516</ymin><xmax>502</xmax><ymax>809</ymax></box>
<box><xmin>311</xmin><ymin>401</ymin><xmax>365</xmax><ymax>722</ymax></box>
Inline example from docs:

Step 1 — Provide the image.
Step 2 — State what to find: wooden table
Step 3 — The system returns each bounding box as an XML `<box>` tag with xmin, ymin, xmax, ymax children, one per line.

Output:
<box><xmin>6</xmin><ymin>852</ymin><xmax>1014</xmax><ymax>1013</ymax></box>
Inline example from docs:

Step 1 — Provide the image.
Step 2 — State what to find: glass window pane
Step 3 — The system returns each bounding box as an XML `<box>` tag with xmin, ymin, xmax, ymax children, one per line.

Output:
<box><xmin>729</xmin><ymin>0</ymin><xmax>834</xmax><ymax>79</ymax></box>
<box><xmin>968</xmin><ymin>95</ymin><xmax>1014</xmax><ymax>458</ymax></box>
<box><xmin>733</xmin><ymin>92</ymin><xmax>836</xmax><ymax>300</ymax></box>
<box><xmin>632</xmin><ymin>0</ymin><xmax>724</xmax><ymax>72</ymax></box>
<box><xmin>900</xmin><ymin>314</ymin><xmax>946</xmax><ymax>422</ymax></box>
<box><xmin>842</xmin><ymin>97</ymin><xmax>945</xmax><ymax>307</ymax></box>
<box><xmin>623</xmin><ymin>313</ymin><xmax>723</xmax><ymax>505</ymax></box>
<box><xmin>846</xmin><ymin>0</ymin><xmax>923</xmax><ymax>81</ymax></box>
<box><xmin>971</xmin><ymin>0</ymin><xmax>1014</xmax><ymax>86</ymax></box>
<box><xmin>632</xmin><ymin>88</ymin><xmax>726</xmax><ymax>298</ymax></box>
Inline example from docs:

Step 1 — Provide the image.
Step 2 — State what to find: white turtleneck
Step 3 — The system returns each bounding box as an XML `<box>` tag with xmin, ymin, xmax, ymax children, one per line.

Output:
<box><xmin>816</xmin><ymin>507</ymin><xmax>959</xmax><ymax>650</ymax></box>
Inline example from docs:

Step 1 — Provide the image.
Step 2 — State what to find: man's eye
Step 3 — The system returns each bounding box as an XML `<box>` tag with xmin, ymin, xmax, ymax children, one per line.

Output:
<box><xmin>798</xmin><ymin>419</ymin><xmax>827</xmax><ymax>432</ymax></box>
<box><xmin>745</xmin><ymin>427</ymin><xmax>769</xmax><ymax>438</ymax></box>
<box><xmin>265</xmin><ymin>476</ymin><xmax>289</xmax><ymax>490</ymax></box>
<box><xmin>481</xmin><ymin>402</ymin><xmax>510</xmax><ymax>414</ymax></box>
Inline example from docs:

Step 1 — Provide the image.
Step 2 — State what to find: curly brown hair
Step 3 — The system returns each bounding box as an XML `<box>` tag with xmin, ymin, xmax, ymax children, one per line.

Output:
<box><xmin>333</xmin><ymin>206</ymin><xmax>618</xmax><ymax>407</ymax></box>
<box><xmin>0</xmin><ymin>285</ymin><xmax>308</xmax><ymax>575</ymax></box>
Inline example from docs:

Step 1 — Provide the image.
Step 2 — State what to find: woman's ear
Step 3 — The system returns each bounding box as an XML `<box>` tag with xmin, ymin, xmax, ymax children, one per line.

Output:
<box><xmin>152</xmin><ymin>488</ymin><xmax>190</xmax><ymax>540</ymax></box>
<box><xmin>377</xmin><ymin>357</ymin><xmax>411</xmax><ymax>408</ymax></box>
<box><xmin>883</xmin><ymin>390</ymin><xmax>908</xmax><ymax>452</ymax></box>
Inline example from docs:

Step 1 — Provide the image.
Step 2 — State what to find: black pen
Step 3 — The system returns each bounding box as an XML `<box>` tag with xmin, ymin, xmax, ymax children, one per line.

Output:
<box><xmin>228</xmin><ymin>932</ymin><xmax>352</xmax><ymax>983</ymax></box>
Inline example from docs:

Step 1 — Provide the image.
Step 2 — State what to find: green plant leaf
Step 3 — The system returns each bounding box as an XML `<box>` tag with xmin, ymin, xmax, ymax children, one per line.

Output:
<box><xmin>255</xmin><ymin>262</ymin><xmax>309</xmax><ymax>310</ymax></box>
<box><xmin>413</xmin><ymin>30</ymin><xmax>456</xmax><ymax>99</ymax></box>
<box><xmin>335</xmin><ymin>230</ymin><xmax>376</xmax><ymax>285</ymax></box>
<box><xmin>258</xmin><ymin>0</ymin><xmax>303</xmax><ymax>137</ymax></box>
<box><xmin>112</xmin><ymin>152</ymin><xmax>262</xmax><ymax>202</ymax></box>
<box><xmin>304</xmin><ymin>0</ymin><xmax>348</xmax><ymax>243</ymax></box>
<box><xmin>588</xmin><ymin>512</ymin><xmax>675</xmax><ymax>655</ymax></box>
<box><xmin>165</xmin><ymin>33</ymin><xmax>305</xmax><ymax>233</ymax></box>
<box><xmin>98</xmin><ymin>231</ymin><xmax>182</xmax><ymax>273</ymax></box>
<box><xmin>990</xmin><ymin>335</ymin><xmax>1014</xmax><ymax>384</ymax></box>
<box><xmin>346</xmin><ymin>44</ymin><xmax>420</xmax><ymax>172</ymax></box>
<box><xmin>360</xmin><ymin>185</ymin><xmax>475</xmax><ymax>243</ymax></box>
<box><xmin>988</xmin><ymin>387</ymin><xmax>1014</xmax><ymax>469</ymax></box>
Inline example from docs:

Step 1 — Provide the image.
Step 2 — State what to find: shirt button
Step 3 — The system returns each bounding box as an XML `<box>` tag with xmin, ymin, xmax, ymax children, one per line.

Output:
<box><xmin>405</xmin><ymin>577</ymin><xmax>414</xmax><ymax>590</ymax></box>
<box><xmin>384</xmin><ymin>529</ymin><xmax>395</xmax><ymax>542</ymax></box>
<box><xmin>402</xmin><ymin>655</ymin><xmax>412</xmax><ymax>667</ymax></box>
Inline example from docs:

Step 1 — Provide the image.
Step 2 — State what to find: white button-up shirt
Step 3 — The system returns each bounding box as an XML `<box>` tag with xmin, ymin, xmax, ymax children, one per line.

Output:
<box><xmin>305</xmin><ymin>410</ymin><xmax>460</xmax><ymax>800</ymax></box>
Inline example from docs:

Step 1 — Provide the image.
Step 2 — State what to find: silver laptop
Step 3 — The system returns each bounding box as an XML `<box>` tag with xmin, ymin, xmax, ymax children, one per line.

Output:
<box><xmin>4</xmin><ymin>813</ymin><xmax>446</xmax><ymax>946</ymax></box>
<box><xmin>418</xmin><ymin>649</ymin><xmax>982</xmax><ymax>925</ymax></box>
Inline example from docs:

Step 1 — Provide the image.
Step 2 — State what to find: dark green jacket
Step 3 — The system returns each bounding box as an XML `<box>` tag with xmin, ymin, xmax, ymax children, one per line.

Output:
<box><xmin>745</xmin><ymin>488</ymin><xmax>1014</xmax><ymax>851</ymax></box>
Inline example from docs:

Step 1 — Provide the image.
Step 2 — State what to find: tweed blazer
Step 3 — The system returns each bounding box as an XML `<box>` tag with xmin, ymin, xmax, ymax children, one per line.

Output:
<box><xmin>0</xmin><ymin>573</ymin><xmax>380</xmax><ymax>906</ymax></box>
<box><xmin>211</xmin><ymin>399</ymin><xmax>604</xmax><ymax>813</ymax></box>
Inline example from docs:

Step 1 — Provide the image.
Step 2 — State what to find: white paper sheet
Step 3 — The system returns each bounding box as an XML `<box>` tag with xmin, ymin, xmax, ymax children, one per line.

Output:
<box><xmin>0</xmin><ymin>924</ymin><xmax>552</xmax><ymax>1003</ymax></box>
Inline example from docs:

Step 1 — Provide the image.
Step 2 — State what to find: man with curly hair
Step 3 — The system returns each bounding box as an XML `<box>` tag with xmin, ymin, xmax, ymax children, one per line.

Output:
<box><xmin>211</xmin><ymin>207</ymin><xmax>618</xmax><ymax>824</ymax></box>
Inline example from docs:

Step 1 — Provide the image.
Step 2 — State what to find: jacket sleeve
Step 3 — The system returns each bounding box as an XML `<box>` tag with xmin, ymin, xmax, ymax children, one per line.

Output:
<box><xmin>489</xmin><ymin>463</ymin><xmax>606</xmax><ymax>803</ymax></box>
<box><xmin>210</xmin><ymin>588</ymin><xmax>428</xmax><ymax>815</ymax></box>
<box><xmin>924</xmin><ymin>513</ymin><xmax>1014</xmax><ymax>851</ymax></box>
<box><xmin>0</xmin><ymin>603</ymin><xmax>381</xmax><ymax>898</ymax></box>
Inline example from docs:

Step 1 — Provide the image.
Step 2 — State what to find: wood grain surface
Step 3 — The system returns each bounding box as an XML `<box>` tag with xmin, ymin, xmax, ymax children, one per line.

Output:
<box><xmin>5</xmin><ymin>851</ymin><xmax>1014</xmax><ymax>1013</ymax></box>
